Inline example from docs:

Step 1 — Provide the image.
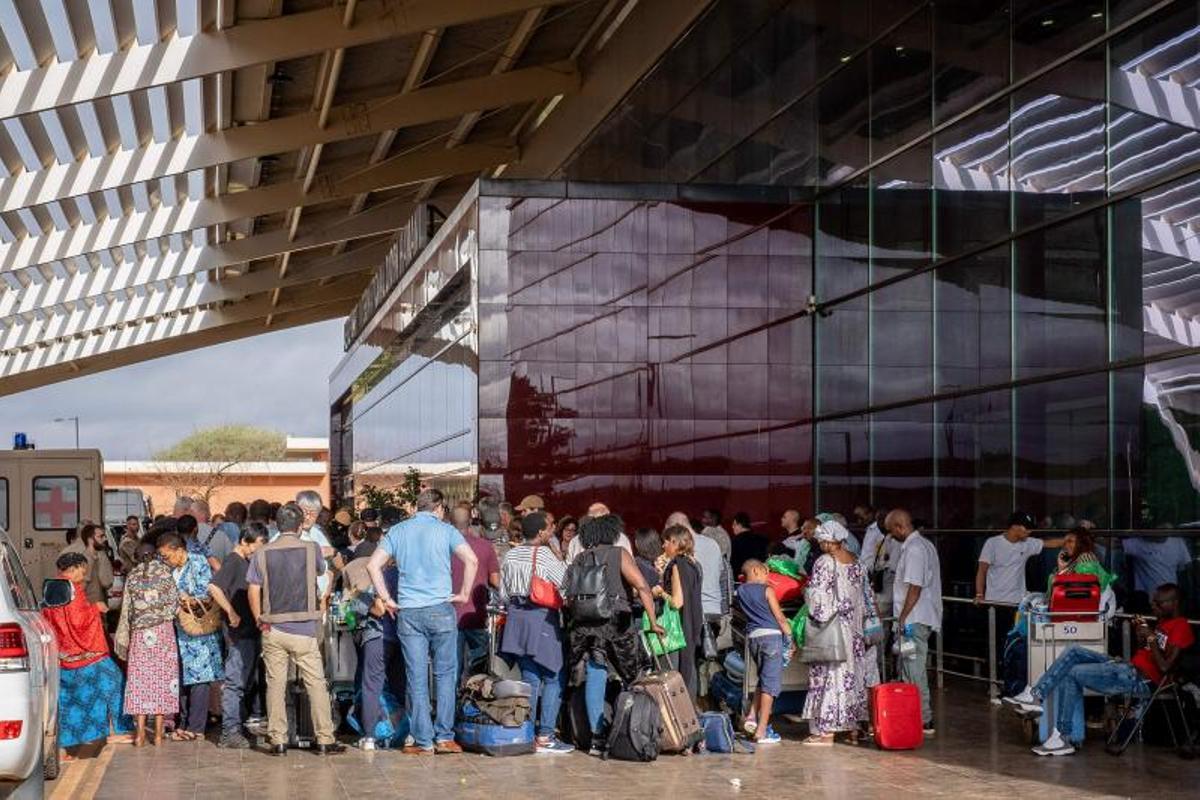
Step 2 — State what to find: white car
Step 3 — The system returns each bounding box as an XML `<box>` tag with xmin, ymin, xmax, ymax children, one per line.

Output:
<box><xmin>0</xmin><ymin>528</ymin><xmax>60</xmax><ymax>799</ymax></box>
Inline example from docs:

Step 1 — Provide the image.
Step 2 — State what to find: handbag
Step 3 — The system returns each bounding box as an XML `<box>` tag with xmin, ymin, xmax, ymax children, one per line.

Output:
<box><xmin>701</xmin><ymin>618</ymin><xmax>718</xmax><ymax>660</ymax></box>
<box><xmin>528</xmin><ymin>546</ymin><xmax>562</xmax><ymax>610</ymax></box>
<box><xmin>799</xmin><ymin>564</ymin><xmax>849</xmax><ymax>664</ymax></box>
<box><xmin>175</xmin><ymin>561</ymin><xmax>222</xmax><ymax>636</ymax></box>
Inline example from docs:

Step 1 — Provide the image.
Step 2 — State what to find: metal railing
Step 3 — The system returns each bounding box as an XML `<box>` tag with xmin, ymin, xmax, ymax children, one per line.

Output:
<box><xmin>929</xmin><ymin>596</ymin><xmax>1200</xmax><ymax>699</ymax></box>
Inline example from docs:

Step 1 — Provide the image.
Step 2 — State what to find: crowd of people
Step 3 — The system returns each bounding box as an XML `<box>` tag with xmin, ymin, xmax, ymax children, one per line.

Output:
<box><xmin>36</xmin><ymin>490</ymin><xmax>1197</xmax><ymax>765</ymax></box>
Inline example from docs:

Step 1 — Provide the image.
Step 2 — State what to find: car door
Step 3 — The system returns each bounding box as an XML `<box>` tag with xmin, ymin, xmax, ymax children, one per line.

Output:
<box><xmin>0</xmin><ymin>540</ymin><xmax>53</xmax><ymax>737</ymax></box>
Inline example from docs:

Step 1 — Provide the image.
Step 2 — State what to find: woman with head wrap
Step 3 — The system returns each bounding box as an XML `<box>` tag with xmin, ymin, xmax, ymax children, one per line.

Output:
<box><xmin>799</xmin><ymin>519</ymin><xmax>876</xmax><ymax>745</ymax></box>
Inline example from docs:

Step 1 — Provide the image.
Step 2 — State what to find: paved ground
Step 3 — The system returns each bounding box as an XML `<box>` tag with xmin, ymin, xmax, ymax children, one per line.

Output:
<box><xmin>50</xmin><ymin>680</ymin><xmax>1199</xmax><ymax>799</ymax></box>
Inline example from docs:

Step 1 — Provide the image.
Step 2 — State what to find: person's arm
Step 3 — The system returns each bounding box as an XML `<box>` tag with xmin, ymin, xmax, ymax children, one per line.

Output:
<box><xmin>974</xmin><ymin>561</ymin><xmax>989</xmax><ymax>605</ymax></box>
<box><xmin>486</xmin><ymin>547</ymin><xmax>501</xmax><ymax>589</ymax></box>
<box><xmin>619</xmin><ymin>548</ymin><xmax>663</xmax><ymax>635</ymax></box>
<box><xmin>97</xmin><ymin>553</ymin><xmax>114</xmax><ymax>591</ymax></box>
<box><xmin>668</xmin><ymin>564</ymin><xmax>684</xmax><ymax>609</ymax></box>
<box><xmin>898</xmin><ymin>583</ymin><xmax>922</xmax><ymax>630</ymax></box>
<box><xmin>1040</xmin><ymin>535</ymin><xmax>1065</xmax><ymax>550</ymax></box>
<box><xmin>450</xmin><ymin>542</ymin><xmax>478</xmax><ymax>605</ymax></box>
<box><xmin>248</xmin><ymin>583</ymin><xmax>263</xmax><ymax>626</ymax></box>
<box><xmin>366</xmin><ymin>545</ymin><xmax>397</xmax><ymax>615</ymax></box>
<box><xmin>208</xmin><ymin>583</ymin><xmax>240</xmax><ymax>628</ymax></box>
<box><xmin>1143</xmin><ymin>622</ymin><xmax>1187</xmax><ymax>675</ymax></box>
<box><xmin>766</xmin><ymin>586</ymin><xmax>792</xmax><ymax>644</ymax></box>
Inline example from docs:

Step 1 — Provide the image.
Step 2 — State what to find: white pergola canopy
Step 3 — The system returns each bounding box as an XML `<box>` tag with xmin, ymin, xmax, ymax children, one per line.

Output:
<box><xmin>0</xmin><ymin>0</ymin><xmax>709</xmax><ymax>395</ymax></box>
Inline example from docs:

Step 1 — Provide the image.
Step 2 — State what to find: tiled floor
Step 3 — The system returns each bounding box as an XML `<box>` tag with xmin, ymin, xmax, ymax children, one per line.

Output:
<box><xmin>88</xmin><ymin>681</ymin><xmax>1196</xmax><ymax>800</ymax></box>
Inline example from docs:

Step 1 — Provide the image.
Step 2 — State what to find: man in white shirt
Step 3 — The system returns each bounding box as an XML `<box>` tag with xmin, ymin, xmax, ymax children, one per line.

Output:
<box><xmin>858</xmin><ymin>506</ymin><xmax>901</xmax><ymax>615</ymax></box>
<box><xmin>565</xmin><ymin>502</ymin><xmax>631</xmax><ymax>562</ymax></box>
<box><xmin>296</xmin><ymin>490</ymin><xmax>335</xmax><ymax>599</ymax></box>
<box><xmin>975</xmin><ymin>512</ymin><xmax>1064</xmax><ymax>605</ymax></box>
<box><xmin>699</xmin><ymin>509</ymin><xmax>732</xmax><ymax>562</ymax></box>
<box><xmin>885</xmin><ymin>508</ymin><xmax>942</xmax><ymax>735</ymax></box>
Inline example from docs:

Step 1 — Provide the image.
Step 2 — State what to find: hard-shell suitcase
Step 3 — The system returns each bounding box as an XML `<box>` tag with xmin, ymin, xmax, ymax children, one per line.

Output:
<box><xmin>870</xmin><ymin>682</ymin><xmax>923</xmax><ymax>750</ymax></box>
<box><xmin>287</xmin><ymin>679</ymin><xmax>317</xmax><ymax>748</ymax></box>
<box><xmin>1049</xmin><ymin>573</ymin><xmax>1101</xmax><ymax>622</ymax></box>
<box><xmin>633</xmin><ymin>651</ymin><xmax>702</xmax><ymax>753</ymax></box>
<box><xmin>455</xmin><ymin>703</ymin><xmax>535</xmax><ymax>757</ymax></box>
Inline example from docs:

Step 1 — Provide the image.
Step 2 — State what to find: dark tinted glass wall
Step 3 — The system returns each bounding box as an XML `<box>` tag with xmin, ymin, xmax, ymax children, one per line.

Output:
<box><xmin>476</xmin><ymin>189</ymin><xmax>813</xmax><ymax>526</ymax></box>
<box><xmin>564</xmin><ymin>0</ymin><xmax>1200</xmax><ymax>549</ymax></box>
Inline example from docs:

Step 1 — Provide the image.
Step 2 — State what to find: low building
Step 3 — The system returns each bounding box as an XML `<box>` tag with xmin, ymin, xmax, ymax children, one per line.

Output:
<box><xmin>105</xmin><ymin>436</ymin><xmax>331</xmax><ymax>515</ymax></box>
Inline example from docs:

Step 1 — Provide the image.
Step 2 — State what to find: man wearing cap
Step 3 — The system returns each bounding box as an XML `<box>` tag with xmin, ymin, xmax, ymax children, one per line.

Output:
<box><xmin>516</xmin><ymin>495</ymin><xmax>545</xmax><ymax>515</ymax></box>
<box><xmin>975</xmin><ymin>512</ymin><xmax>1065</xmax><ymax>606</ymax></box>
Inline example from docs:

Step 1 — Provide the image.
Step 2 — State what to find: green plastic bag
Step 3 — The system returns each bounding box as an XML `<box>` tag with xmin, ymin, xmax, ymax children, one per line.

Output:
<box><xmin>790</xmin><ymin>604</ymin><xmax>810</xmax><ymax>649</ymax></box>
<box><xmin>643</xmin><ymin>600</ymin><xmax>687</xmax><ymax>656</ymax></box>
<box><xmin>766</xmin><ymin>556</ymin><xmax>802</xmax><ymax>579</ymax></box>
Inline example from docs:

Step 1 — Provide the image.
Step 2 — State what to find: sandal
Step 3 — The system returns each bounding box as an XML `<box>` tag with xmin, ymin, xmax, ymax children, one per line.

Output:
<box><xmin>171</xmin><ymin>730</ymin><xmax>199</xmax><ymax>742</ymax></box>
<box><xmin>801</xmin><ymin>735</ymin><xmax>834</xmax><ymax>746</ymax></box>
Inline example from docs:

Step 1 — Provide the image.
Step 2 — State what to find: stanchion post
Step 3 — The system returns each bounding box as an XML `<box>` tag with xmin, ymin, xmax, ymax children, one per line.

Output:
<box><xmin>987</xmin><ymin>605</ymin><xmax>999</xmax><ymax>699</ymax></box>
<box><xmin>935</xmin><ymin>626</ymin><xmax>944</xmax><ymax>689</ymax></box>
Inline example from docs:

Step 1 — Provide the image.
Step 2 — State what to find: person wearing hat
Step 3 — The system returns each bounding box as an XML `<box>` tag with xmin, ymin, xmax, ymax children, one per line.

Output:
<box><xmin>975</xmin><ymin>512</ymin><xmax>1066</xmax><ymax>606</ymax></box>
<box><xmin>516</xmin><ymin>494</ymin><xmax>545</xmax><ymax>514</ymax></box>
<box><xmin>799</xmin><ymin>519</ymin><xmax>874</xmax><ymax>746</ymax></box>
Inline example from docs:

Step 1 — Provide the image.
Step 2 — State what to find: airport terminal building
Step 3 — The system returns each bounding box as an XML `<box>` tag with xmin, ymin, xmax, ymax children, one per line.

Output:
<box><xmin>331</xmin><ymin>0</ymin><xmax>1200</xmax><ymax>547</ymax></box>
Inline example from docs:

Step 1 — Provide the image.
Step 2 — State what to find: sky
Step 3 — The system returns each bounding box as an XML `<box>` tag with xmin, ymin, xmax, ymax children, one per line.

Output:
<box><xmin>0</xmin><ymin>319</ymin><xmax>345</xmax><ymax>459</ymax></box>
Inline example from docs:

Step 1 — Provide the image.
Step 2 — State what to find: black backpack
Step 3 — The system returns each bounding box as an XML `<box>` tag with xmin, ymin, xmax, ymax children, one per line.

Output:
<box><xmin>563</xmin><ymin>548</ymin><xmax>614</xmax><ymax>623</ymax></box>
<box><xmin>605</xmin><ymin>689</ymin><xmax>660</xmax><ymax>762</ymax></box>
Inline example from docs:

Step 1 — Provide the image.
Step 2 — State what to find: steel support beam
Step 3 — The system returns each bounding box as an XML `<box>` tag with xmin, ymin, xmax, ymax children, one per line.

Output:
<box><xmin>0</xmin><ymin>62</ymin><xmax>576</xmax><ymax>214</ymax></box>
<box><xmin>0</xmin><ymin>142</ymin><xmax>512</xmax><ymax>276</ymax></box>
<box><xmin>3</xmin><ymin>239</ymin><xmax>390</xmax><ymax>349</ymax></box>
<box><xmin>0</xmin><ymin>198</ymin><xmax>412</xmax><ymax>319</ymax></box>
<box><xmin>0</xmin><ymin>0</ymin><xmax>579</xmax><ymax>122</ymax></box>
<box><xmin>0</xmin><ymin>289</ymin><xmax>361</xmax><ymax>396</ymax></box>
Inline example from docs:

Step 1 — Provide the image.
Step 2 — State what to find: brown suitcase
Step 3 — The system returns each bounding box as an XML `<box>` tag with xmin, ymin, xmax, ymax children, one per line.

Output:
<box><xmin>633</xmin><ymin>647</ymin><xmax>702</xmax><ymax>753</ymax></box>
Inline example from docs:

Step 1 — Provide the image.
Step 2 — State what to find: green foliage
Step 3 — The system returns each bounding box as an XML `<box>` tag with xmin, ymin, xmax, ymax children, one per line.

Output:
<box><xmin>154</xmin><ymin>425</ymin><xmax>286</xmax><ymax>463</ymax></box>
<box><xmin>359</xmin><ymin>468</ymin><xmax>423</xmax><ymax>512</ymax></box>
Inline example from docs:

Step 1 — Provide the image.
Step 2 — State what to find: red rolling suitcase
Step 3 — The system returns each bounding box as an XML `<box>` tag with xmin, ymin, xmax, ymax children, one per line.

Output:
<box><xmin>1049</xmin><ymin>573</ymin><xmax>1100</xmax><ymax>622</ymax></box>
<box><xmin>870</xmin><ymin>682</ymin><xmax>923</xmax><ymax>750</ymax></box>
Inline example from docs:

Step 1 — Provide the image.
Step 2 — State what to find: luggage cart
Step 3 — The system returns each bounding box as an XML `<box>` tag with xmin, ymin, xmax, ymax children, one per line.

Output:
<box><xmin>730</xmin><ymin>605</ymin><xmax>808</xmax><ymax>718</ymax></box>
<box><xmin>1014</xmin><ymin>608</ymin><xmax>1108</xmax><ymax>743</ymax></box>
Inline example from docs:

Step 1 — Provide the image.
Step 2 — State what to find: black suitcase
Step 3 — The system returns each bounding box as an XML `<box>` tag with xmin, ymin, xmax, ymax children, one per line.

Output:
<box><xmin>287</xmin><ymin>679</ymin><xmax>316</xmax><ymax>748</ymax></box>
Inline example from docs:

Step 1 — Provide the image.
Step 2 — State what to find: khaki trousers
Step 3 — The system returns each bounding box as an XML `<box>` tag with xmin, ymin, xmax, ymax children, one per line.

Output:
<box><xmin>261</xmin><ymin>627</ymin><xmax>335</xmax><ymax>745</ymax></box>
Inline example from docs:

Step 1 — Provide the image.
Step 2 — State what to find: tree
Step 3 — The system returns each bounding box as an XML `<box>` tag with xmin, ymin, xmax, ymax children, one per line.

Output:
<box><xmin>359</xmin><ymin>468</ymin><xmax>424</xmax><ymax>514</ymax></box>
<box><xmin>153</xmin><ymin>425</ymin><xmax>286</xmax><ymax>503</ymax></box>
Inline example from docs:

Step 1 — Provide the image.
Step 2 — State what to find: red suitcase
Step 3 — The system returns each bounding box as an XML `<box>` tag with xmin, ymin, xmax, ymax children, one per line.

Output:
<box><xmin>871</xmin><ymin>682</ymin><xmax>923</xmax><ymax>750</ymax></box>
<box><xmin>1049</xmin><ymin>573</ymin><xmax>1100</xmax><ymax>622</ymax></box>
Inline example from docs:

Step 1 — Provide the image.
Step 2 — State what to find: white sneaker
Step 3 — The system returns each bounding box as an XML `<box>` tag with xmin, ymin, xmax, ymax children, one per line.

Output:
<box><xmin>358</xmin><ymin>737</ymin><xmax>376</xmax><ymax>751</ymax></box>
<box><xmin>1001</xmin><ymin>688</ymin><xmax>1042</xmax><ymax>716</ymax></box>
<box><xmin>1032</xmin><ymin>741</ymin><xmax>1075</xmax><ymax>756</ymax></box>
<box><xmin>1013</xmin><ymin>687</ymin><xmax>1036</xmax><ymax>705</ymax></box>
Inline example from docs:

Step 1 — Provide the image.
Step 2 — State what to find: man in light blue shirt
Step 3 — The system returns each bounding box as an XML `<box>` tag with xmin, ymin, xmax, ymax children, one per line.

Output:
<box><xmin>367</xmin><ymin>488</ymin><xmax>478</xmax><ymax>753</ymax></box>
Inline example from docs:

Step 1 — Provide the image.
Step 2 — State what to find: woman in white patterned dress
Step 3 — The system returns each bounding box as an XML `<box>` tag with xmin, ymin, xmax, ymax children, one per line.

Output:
<box><xmin>801</xmin><ymin>519</ymin><xmax>872</xmax><ymax>745</ymax></box>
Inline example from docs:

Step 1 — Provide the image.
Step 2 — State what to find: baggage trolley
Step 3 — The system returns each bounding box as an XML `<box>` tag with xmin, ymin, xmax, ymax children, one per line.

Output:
<box><xmin>731</xmin><ymin>605</ymin><xmax>809</xmax><ymax>718</ymax></box>
<box><xmin>1015</xmin><ymin>608</ymin><xmax>1108</xmax><ymax>743</ymax></box>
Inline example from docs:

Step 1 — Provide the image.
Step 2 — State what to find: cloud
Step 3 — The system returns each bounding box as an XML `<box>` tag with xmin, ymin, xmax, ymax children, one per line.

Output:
<box><xmin>0</xmin><ymin>319</ymin><xmax>344</xmax><ymax>459</ymax></box>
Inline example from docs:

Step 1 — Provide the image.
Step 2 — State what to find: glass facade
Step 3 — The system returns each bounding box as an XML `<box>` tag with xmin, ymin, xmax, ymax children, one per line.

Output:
<box><xmin>334</xmin><ymin>0</ymin><xmax>1200</xmax><ymax>605</ymax></box>
<box><xmin>563</xmin><ymin>0</ymin><xmax>1200</xmax><ymax>541</ymax></box>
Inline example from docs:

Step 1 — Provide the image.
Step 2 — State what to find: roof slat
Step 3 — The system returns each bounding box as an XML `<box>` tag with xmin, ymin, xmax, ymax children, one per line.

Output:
<box><xmin>0</xmin><ymin>0</ymin><xmax>38</xmax><ymax>71</ymax></box>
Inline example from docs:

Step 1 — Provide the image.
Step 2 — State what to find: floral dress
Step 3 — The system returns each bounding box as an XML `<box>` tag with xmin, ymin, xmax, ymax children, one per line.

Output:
<box><xmin>122</xmin><ymin>559</ymin><xmax>181</xmax><ymax>715</ymax></box>
<box><xmin>173</xmin><ymin>552</ymin><xmax>223</xmax><ymax>685</ymax></box>
<box><xmin>802</xmin><ymin>555</ymin><xmax>872</xmax><ymax>735</ymax></box>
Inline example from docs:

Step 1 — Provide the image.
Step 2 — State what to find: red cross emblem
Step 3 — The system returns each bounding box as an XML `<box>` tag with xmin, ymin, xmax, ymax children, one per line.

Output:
<box><xmin>34</xmin><ymin>483</ymin><xmax>78</xmax><ymax>529</ymax></box>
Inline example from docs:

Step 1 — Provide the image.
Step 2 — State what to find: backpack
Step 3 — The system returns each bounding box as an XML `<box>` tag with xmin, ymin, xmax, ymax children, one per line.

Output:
<box><xmin>698</xmin><ymin>711</ymin><xmax>753</xmax><ymax>754</ymax></box>
<box><xmin>605</xmin><ymin>689</ymin><xmax>660</xmax><ymax>762</ymax></box>
<box><xmin>563</xmin><ymin>548</ymin><xmax>614</xmax><ymax>623</ymax></box>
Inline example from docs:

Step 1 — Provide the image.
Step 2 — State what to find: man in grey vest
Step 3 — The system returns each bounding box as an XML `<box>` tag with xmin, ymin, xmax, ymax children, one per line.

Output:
<box><xmin>247</xmin><ymin>503</ymin><xmax>345</xmax><ymax>755</ymax></box>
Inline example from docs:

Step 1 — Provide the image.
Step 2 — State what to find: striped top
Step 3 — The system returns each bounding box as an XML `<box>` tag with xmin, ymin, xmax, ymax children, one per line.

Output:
<box><xmin>500</xmin><ymin>544</ymin><xmax>568</xmax><ymax>603</ymax></box>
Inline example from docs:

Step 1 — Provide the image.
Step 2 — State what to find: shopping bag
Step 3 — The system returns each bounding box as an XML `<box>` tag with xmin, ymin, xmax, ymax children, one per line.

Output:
<box><xmin>790</xmin><ymin>604</ymin><xmax>809</xmax><ymax>649</ymax></box>
<box><xmin>643</xmin><ymin>600</ymin><xmax>687</xmax><ymax>655</ymax></box>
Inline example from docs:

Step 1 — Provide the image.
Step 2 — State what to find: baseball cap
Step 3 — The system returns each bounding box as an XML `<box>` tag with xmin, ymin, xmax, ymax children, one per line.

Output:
<box><xmin>1008</xmin><ymin>511</ymin><xmax>1036</xmax><ymax>530</ymax></box>
<box><xmin>516</xmin><ymin>494</ymin><xmax>545</xmax><ymax>513</ymax></box>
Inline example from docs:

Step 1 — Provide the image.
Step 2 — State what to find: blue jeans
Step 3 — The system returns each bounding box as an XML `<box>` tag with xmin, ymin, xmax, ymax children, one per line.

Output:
<box><xmin>584</xmin><ymin>659</ymin><xmax>608</xmax><ymax>736</ymax></box>
<box><xmin>517</xmin><ymin>656</ymin><xmax>565</xmax><ymax>738</ymax></box>
<box><xmin>398</xmin><ymin>602</ymin><xmax>458</xmax><ymax>748</ymax></box>
<box><xmin>1032</xmin><ymin>645</ymin><xmax>1148</xmax><ymax>745</ymax></box>
<box><xmin>458</xmin><ymin>628</ymin><xmax>489</xmax><ymax>682</ymax></box>
<box><xmin>221</xmin><ymin>634</ymin><xmax>260</xmax><ymax>735</ymax></box>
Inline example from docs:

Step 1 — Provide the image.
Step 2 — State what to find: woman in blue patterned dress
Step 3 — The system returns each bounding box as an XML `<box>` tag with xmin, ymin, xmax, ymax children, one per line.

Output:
<box><xmin>800</xmin><ymin>519</ymin><xmax>872</xmax><ymax>745</ymax></box>
<box><xmin>157</xmin><ymin>533</ymin><xmax>222</xmax><ymax>740</ymax></box>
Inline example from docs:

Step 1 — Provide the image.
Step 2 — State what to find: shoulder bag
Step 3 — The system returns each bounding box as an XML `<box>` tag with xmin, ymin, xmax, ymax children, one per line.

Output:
<box><xmin>800</xmin><ymin>561</ymin><xmax>849</xmax><ymax>664</ymax></box>
<box><xmin>528</xmin><ymin>546</ymin><xmax>563</xmax><ymax>610</ymax></box>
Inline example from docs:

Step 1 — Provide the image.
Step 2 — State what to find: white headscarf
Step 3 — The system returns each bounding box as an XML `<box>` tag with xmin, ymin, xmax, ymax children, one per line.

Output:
<box><xmin>815</xmin><ymin>519</ymin><xmax>850</xmax><ymax>543</ymax></box>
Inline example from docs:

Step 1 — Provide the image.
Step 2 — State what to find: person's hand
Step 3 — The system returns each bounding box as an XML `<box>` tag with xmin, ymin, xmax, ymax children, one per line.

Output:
<box><xmin>448</xmin><ymin>592</ymin><xmax>470</xmax><ymax>606</ymax></box>
<box><xmin>370</xmin><ymin>598</ymin><xmax>386</xmax><ymax>618</ymax></box>
<box><xmin>228</xmin><ymin>611</ymin><xmax>242</xmax><ymax>628</ymax></box>
<box><xmin>651</xmin><ymin>585</ymin><xmax>665</xmax><ymax>598</ymax></box>
<box><xmin>1057</xmin><ymin>550</ymin><xmax>1070</xmax><ymax>567</ymax></box>
<box><xmin>383</xmin><ymin>598</ymin><xmax>399</xmax><ymax>617</ymax></box>
<box><xmin>973</xmin><ymin>593</ymin><xmax>983</xmax><ymax>606</ymax></box>
<box><xmin>649</xmin><ymin>623</ymin><xmax>666</xmax><ymax>638</ymax></box>
<box><xmin>93</xmin><ymin>601</ymin><xmax>107</xmax><ymax>614</ymax></box>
